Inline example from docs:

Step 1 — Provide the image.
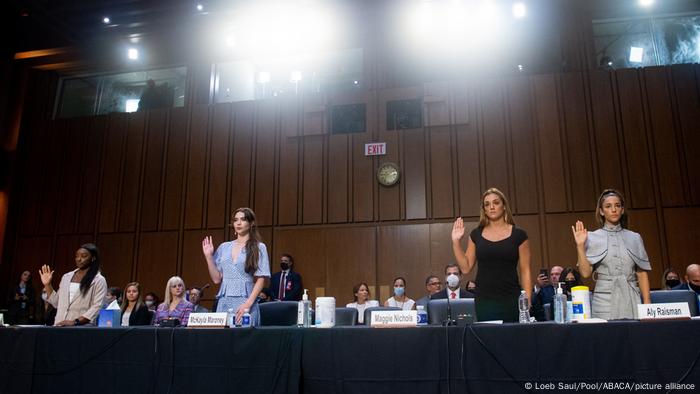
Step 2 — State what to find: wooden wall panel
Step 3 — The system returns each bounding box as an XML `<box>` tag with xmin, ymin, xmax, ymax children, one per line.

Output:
<box><xmin>352</xmin><ymin>133</ymin><xmax>375</xmax><ymax>222</ymax></box>
<box><xmin>325</xmin><ymin>227</ymin><xmax>376</xmax><ymax>305</ymax></box>
<box><xmin>53</xmin><ymin>235</ymin><xmax>95</xmax><ymax>281</ymax></box>
<box><xmin>506</xmin><ymin>78</ymin><xmax>539</xmax><ymax>214</ymax></box>
<box><xmin>429</xmin><ymin>127</ymin><xmax>454</xmax><ymax>218</ymax></box>
<box><xmin>327</xmin><ymin>134</ymin><xmax>349</xmax><ymax>223</ymax></box>
<box><xmin>77</xmin><ymin>117</ymin><xmax>106</xmax><ymax>234</ymax></box>
<box><xmin>627</xmin><ymin>209</ymin><xmax>663</xmax><ymax>289</ymax></box>
<box><xmin>533</xmin><ymin>75</ymin><xmax>567</xmax><ymax>212</ymax></box>
<box><xmin>403</xmin><ymin>129</ymin><xmax>427</xmax><ymax>220</ymax></box>
<box><xmin>428</xmin><ymin>221</ymin><xmax>461</xmax><ymax>279</ymax></box>
<box><xmin>253</xmin><ymin>101</ymin><xmax>277</xmax><ymax>226</ymax></box>
<box><xmin>515</xmin><ymin>214</ymin><xmax>543</xmax><ymax>277</ymax></box>
<box><xmin>181</xmin><ymin>229</ymin><xmax>224</xmax><ymax>300</ymax></box>
<box><xmin>97</xmin><ymin>233</ymin><xmax>135</xmax><ymax>290</ymax></box>
<box><xmin>560</xmin><ymin>73</ymin><xmax>596</xmax><ymax>211</ymax></box>
<box><xmin>207</xmin><ymin>104</ymin><xmax>232</xmax><ymax>228</ymax></box>
<box><xmin>544</xmin><ymin>213</ymin><xmax>590</xmax><ymax>269</ymax></box>
<box><xmin>671</xmin><ymin>65</ymin><xmax>700</xmax><ymax>205</ymax></box>
<box><xmin>18</xmin><ymin>121</ymin><xmax>49</xmax><ymax>235</ymax></box>
<box><xmin>377</xmin><ymin>224</ymin><xmax>430</xmax><ymax>301</ymax></box>
<box><xmin>136</xmin><ymin>231</ymin><xmax>179</xmax><ymax>296</ymax></box>
<box><xmin>479</xmin><ymin>80</ymin><xmax>509</xmax><ymax>195</ymax></box>
<box><xmin>230</xmin><ymin>101</ymin><xmax>255</xmax><ymax>212</ymax></box>
<box><xmin>588</xmin><ymin>71</ymin><xmax>625</xmax><ymax>192</ymax></box>
<box><xmin>56</xmin><ymin>119</ymin><xmax>88</xmax><ymax>234</ymax></box>
<box><xmin>643</xmin><ymin>67</ymin><xmax>685</xmax><ymax>206</ymax></box>
<box><xmin>663</xmin><ymin>207</ymin><xmax>700</xmax><ymax>273</ymax></box>
<box><xmin>184</xmin><ymin>105</ymin><xmax>209</xmax><ymax>229</ymax></box>
<box><xmin>37</xmin><ymin>121</ymin><xmax>65</xmax><ymax>234</ymax></box>
<box><xmin>98</xmin><ymin>115</ymin><xmax>128</xmax><ymax>233</ymax></box>
<box><xmin>616</xmin><ymin>69</ymin><xmax>655</xmax><ymax>209</ymax></box>
<box><xmin>161</xmin><ymin>108</ymin><xmax>188</xmax><ymax>230</ymax></box>
<box><xmin>456</xmin><ymin>121</ymin><xmax>482</xmax><ymax>218</ymax></box>
<box><xmin>302</xmin><ymin>136</ymin><xmax>324</xmax><ymax>224</ymax></box>
<box><xmin>117</xmin><ymin>113</ymin><xmax>146</xmax><ymax>232</ymax></box>
<box><xmin>273</xmin><ymin>228</ymin><xmax>326</xmax><ymax>300</ymax></box>
<box><xmin>277</xmin><ymin>104</ymin><xmax>300</xmax><ymax>225</ymax></box>
<box><xmin>139</xmin><ymin>109</ymin><xmax>167</xmax><ymax>231</ymax></box>
<box><xmin>12</xmin><ymin>237</ymin><xmax>52</xmax><ymax>283</ymax></box>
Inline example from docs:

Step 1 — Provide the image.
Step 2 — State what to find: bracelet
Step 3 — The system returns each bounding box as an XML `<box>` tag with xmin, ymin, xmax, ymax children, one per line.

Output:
<box><xmin>74</xmin><ymin>319</ymin><xmax>81</xmax><ymax>326</ymax></box>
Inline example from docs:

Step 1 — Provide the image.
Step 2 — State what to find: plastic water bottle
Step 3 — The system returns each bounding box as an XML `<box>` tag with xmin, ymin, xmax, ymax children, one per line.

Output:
<box><xmin>416</xmin><ymin>305</ymin><xmax>428</xmax><ymax>326</ymax></box>
<box><xmin>241</xmin><ymin>308</ymin><xmax>252</xmax><ymax>327</ymax></box>
<box><xmin>227</xmin><ymin>308</ymin><xmax>235</xmax><ymax>328</ymax></box>
<box><xmin>553</xmin><ymin>283</ymin><xmax>567</xmax><ymax>324</ymax></box>
<box><xmin>297</xmin><ymin>289</ymin><xmax>311</xmax><ymax>327</ymax></box>
<box><xmin>518</xmin><ymin>290</ymin><xmax>530</xmax><ymax>323</ymax></box>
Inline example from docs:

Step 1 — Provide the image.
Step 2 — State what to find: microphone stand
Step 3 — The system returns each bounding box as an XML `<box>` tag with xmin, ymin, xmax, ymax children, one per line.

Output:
<box><xmin>443</xmin><ymin>289</ymin><xmax>456</xmax><ymax>326</ymax></box>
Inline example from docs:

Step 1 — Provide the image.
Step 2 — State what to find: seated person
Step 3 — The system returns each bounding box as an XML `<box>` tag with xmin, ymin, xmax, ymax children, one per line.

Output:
<box><xmin>144</xmin><ymin>292</ymin><xmax>160</xmax><ymax>312</ymax></box>
<box><xmin>346</xmin><ymin>283</ymin><xmax>372</xmax><ymax>324</ymax></box>
<box><xmin>384</xmin><ymin>277</ymin><xmax>415</xmax><ymax>310</ymax></box>
<box><xmin>431</xmin><ymin>264</ymin><xmax>475</xmax><ymax>300</ymax></box>
<box><xmin>661</xmin><ymin>268</ymin><xmax>682</xmax><ymax>290</ymax></box>
<box><xmin>104</xmin><ymin>286</ymin><xmax>122</xmax><ymax>308</ymax></box>
<box><xmin>257</xmin><ymin>288</ymin><xmax>273</xmax><ymax>304</ymax></box>
<box><xmin>416</xmin><ymin>275</ymin><xmax>442</xmax><ymax>308</ymax></box>
<box><xmin>154</xmin><ymin>276</ymin><xmax>194</xmax><ymax>326</ymax></box>
<box><xmin>560</xmin><ymin>267</ymin><xmax>583</xmax><ymax>299</ymax></box>
<box><xmin>120</xmin><ymin>282</ymin><xmax>153</xmax><ymax>326</ymax></box>
<box><xmin>189</xmin><ymin>286</ymin><xmax>210</xmax><ymax>313</ymax></box>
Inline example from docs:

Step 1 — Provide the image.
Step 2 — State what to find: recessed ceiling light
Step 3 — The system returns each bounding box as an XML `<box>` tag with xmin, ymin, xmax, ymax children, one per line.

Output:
<box><xmin>103</xmin><ymin>17</ymin><xmax>111</xmax><ymax>24</ymax></box>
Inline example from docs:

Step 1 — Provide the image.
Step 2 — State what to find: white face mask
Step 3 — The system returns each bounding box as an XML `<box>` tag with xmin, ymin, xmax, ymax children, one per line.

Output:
<box><xmin>446</xmin><ymin>274</ymin><xmax>460</xmax><ymax>289</ymax></box>
<box><xmin>145</xmin><ymin>300</ymin><xmax>154</xmax><ymax>307</ymax></box>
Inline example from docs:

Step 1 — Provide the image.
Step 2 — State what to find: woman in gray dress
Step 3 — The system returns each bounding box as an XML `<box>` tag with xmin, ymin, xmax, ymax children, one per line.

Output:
<box><xmin>571</xmin><ymin>189</ymin><xmax>651</xmax><ymax>319</ymax></box>
<box><xmin>202</xmin><ymin>208</ymin><xmax>270</xmax><ymax>326</ymax></box>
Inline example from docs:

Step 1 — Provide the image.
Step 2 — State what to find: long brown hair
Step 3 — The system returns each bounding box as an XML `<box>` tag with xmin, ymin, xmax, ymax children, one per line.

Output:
<box><xmin>120</xmin><ymin>282</ymin><xmax>145</xmax><ymax>314</ymax></box>
<box><xmin>232</xmin><ymin>207</ymin><xmax>262</xmax><ymax>274</ymax></box>
<box><xmin>478</xmin><ymin>188</ymin><xmax>515</xmax><ymax>227</ymax></box>
<box><xmin>595</xmin><ymin>189</ymin><xmax>628</xmax><ymax>228</ymax></box>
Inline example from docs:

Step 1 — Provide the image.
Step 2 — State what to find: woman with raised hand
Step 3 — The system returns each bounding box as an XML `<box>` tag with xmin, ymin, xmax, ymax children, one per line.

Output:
<box><xmin>202</xmin><ymin>207</ymin><xmax>270</xmax><ymax>326</ymax></box>
<box><xmin>39</xmin><ymin>243</ymin><xmax>107</xmax><ymax>326</ymax></box>
<box><xmin>572</xmin><ymin>189</ymin><xmax>651</xmax><ymax>319</ymax></box>
<box><xmin>451</xmin><ymin>188</ymin><xmax>532</xmax><ymax>322</ymax></box>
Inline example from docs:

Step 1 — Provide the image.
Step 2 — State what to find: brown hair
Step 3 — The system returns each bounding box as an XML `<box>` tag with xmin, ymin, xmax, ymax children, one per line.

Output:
<box><xmin>231</xmin><ymin>207</ymin><xmax>262</xmax><ymax>274</ymax></box>
<box><xmin>595</xmin><ymin>189</ymin><xmax>628</xmax><ymax>228</ymax></box>
<box><xmin>121</xmin><ymin>282</ymin><xmax>145</xmax><ymax>314</ymax></box>
<box><xmin>479</xmin><ymin>188</ymin><xmax>515</xmax><ymax>227</ymax></box>
<box><xmin>352</xmin><ymin>283</ymin><xmax>370</xmax><ymax>302</ymax></box>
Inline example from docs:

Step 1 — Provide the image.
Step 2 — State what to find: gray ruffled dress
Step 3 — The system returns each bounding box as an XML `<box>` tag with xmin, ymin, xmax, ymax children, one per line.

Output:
<box><xmin>584</xmin><ymin>223</ymin><xmax>651</xmax><ymax>319</ymax></box>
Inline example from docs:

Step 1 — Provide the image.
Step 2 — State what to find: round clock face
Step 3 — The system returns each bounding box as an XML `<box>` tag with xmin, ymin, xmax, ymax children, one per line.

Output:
<box><xmin>377</xmin><ymin>162</ymin><xmax>400</xmax><ymax>186</ymax></box>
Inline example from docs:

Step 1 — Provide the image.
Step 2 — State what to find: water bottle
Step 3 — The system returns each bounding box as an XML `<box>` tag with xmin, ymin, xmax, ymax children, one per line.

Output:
<box><xmin>553</xmin><ymin>283</ymin><xmax>567</xmax><ymax>324</ymax></box>
<box><xmin>227</xmin><ymin>308</ymin><xmax>235</xmax><ymax>328</ymax></box>
<box><xmin>241</xmin><ymin>308</ymin><xmax>252</xmax><ymax>327</ymax></box>
<box><xmin>416</xmin><ymin>305</ymin><xmax>428</xmax><ymax>326</ymax></box>
<box><xmin>518</xmin><ymin>290</ymin><xmax>530</xmax><ymax>323</ymax></box>
<box><xmin>297</xmin><ymin>289</ymin><xmax>311</xmax><ymax>327</ymax></box>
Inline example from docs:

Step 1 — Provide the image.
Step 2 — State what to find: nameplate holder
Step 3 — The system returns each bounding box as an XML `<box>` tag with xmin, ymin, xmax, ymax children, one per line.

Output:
<box><xmin>638</xmin><ymin>303</ymin><xmax>691</xmax><ymax>321</ymax></box>
<box><xmin>187</xmin><ymin>312</ymin><xmax>228</xmax><ymax>328</ymax></box>
<box><xmin>370</xmin><ymin>310</ymin><xmax>417</xmax><ymax>328</ymax></box>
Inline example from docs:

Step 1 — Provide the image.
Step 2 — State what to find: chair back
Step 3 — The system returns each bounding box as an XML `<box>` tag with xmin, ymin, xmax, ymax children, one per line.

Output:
<box><xmin>363</xmin><ymin>307</ymin><xmax>401</xmax><ymax>326</ymax></box>
<box><xmin>650</xmin><ymin>290</ymin><xmax>699</xmax><ymax>316</ymax></box>
<box><xmin>427</xmin><ymin>299</ymin><xmax>476</xmax><ymax>324</ymax></box>
<box><xmin>259</xmin><ymin>301</ymin><xmax>299</xmax><ymax>326</ymax></box>
<box><xmin>335</xmin><ymin>307</ymin><xmax>358</xmax><ymax>326</ymax></box>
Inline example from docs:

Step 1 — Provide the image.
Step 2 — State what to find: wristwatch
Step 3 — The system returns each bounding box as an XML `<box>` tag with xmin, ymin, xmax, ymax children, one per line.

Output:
<box><xmin>74</xmin><ymin>319</ymin><xmax>81</xmax><ymax>326</ymax></box>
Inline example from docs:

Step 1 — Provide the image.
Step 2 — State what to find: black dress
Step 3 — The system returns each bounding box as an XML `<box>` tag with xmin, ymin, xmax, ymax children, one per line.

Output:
<box><xmin>470</xmin><ymin>225</ymin><xmax>528</xmax><ymax>322</ymax></box>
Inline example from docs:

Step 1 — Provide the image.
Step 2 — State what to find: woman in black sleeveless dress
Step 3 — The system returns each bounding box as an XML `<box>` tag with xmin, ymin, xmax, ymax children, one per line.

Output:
<box><xmin>451</xmin><ymin>188</ymin><xmax>533</xmax><ymax>322</ymax></box>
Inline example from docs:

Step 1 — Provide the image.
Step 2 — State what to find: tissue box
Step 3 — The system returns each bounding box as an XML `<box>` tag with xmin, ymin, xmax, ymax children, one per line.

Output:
<box><xmin>98</xmin><ymin>309</ymin><xmax>122</xmax><ymax>327</ymax></box>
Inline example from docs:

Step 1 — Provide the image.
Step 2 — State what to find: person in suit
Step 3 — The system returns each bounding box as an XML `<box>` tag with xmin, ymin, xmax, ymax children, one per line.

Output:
<box><xmin>269</xmin><ymin>254</ymin><xmax>303</xmax><ymax>301</ymax></box>
<box><xmin>189</xmin><ymin>286</ymin><xmax>210</xmax><ymax>313</ymax></box>
<box><xmin>38</xmin><ymin>243</ymin><xmax>108</xmax><ymax>326</ymax></box>
<box><xmin>415</xmin><ymin>275</ymin><xmax>442</xmax><ymax>308</ymax></box>
<box><xmin>120</xmin><ymin>282</ymin><xmax>153</xmax><ymax>326</ymax></box>
<box><xmin>530</xmin><ymin>265</ymin><xmax>563</xmax><ymax>320</ymax></box>
<box><xmin>6</xmin><ymin>270</ymin><xmax>35</xmax><ymax>324</ymax></box>
<box><xmin>673</xmin><ymin>264</ymin><xmax>700</xmax><ymax>293</ymax></box>
<box><xmin>431</xmin><ymin>264</ymin><xmax>475</xmax><ymax>300</ymax></box>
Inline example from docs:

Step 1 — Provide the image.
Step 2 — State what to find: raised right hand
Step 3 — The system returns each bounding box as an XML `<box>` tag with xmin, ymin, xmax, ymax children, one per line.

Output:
<box><xmin>571</xmin><ymin>220</ymin><xmax>588</xmax><ymax>246</ymax></box>
<box><xmin>39</xmin><ymin>265</ymin><xmax>54</xmax><ymax>287</ymax></box>
<box><xmin>202</xmin><ymin>236</ymin><xmax>215</xmax><ymax>258</ymax></box>
<box><xmin>451</xmin><ymin>217</ymin><xmax>466</xmax><ymax>242</ymax></box>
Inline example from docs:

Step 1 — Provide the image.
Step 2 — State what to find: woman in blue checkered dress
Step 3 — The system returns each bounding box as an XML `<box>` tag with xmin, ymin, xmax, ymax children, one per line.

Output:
<box><xmin>202</xmin><ymin>208</ymin><xmax>270</xmax><ymax>326</ymax></box>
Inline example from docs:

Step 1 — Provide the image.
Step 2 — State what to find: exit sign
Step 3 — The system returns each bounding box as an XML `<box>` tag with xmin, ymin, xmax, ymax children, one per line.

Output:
<box><xmin>364</xmin><ymin>142</ymin><xmax>386</xmax><ymax>156</ymax></box>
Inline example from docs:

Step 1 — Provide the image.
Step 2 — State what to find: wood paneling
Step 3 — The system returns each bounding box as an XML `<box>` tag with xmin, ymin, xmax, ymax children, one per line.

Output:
<box><xmin>184</xmin><ymin>105</ymin><xmax>209</xmax><ymax>229</ymax></box>
<box><xmin>253</xmin><ymin>101</ymin><xmax>277</xmax><ymax>226</ymax></box>
<box><xmin>206</xmin><ymin>104</ymin><xmax>231</xmax><ymax>228</ymax></box>
<box><xmin>627</xmin><ymin>209</ymin><xmax>663</xmax><ymax>290</ymax></box>
<box><xmin>56</xmin><ymin>119</ymin><xmax>88</xmax><ymax>234</ymax></box>
<box><xmin>377</xmin><ymin>224</ymin><xmax>430</xmax><ymax>301</ymax></box>
<box><xmin>506</xmin><ymin>78</ymin><xmax>539</xmax><ymax>214</ymax></box>
<box><xmin>117</xmin><ymin>112</ymin><xmax>146</xmax><ymax>232</ymax></box>
<box><xmin>181</xmin><ymin>229</ymin><xmax>224</xmax><ymax>298</ymax></box>
<box><xmin>161</xmin><ymin>108</ymin><xmax>188</xmax><ymax>230</ymax></box>
<box><xmin>77</xmin><ymin>117</ymin><xmax>106</xmax><ymax>234</ymax></box>
<box><xmin>327</xmin><ymin>134</ymin><xmax>349</xmax><ymax>223</ymax></box>
<box><xmin>277</xmin><ymin>103</ymin><xmax>300</xmax><ymax>225</ymax></box>
<box><xmin>671</xmin><ymin>65</ymin><xmax>700</xmax><ymax>205</ymax></box>
<box><xmin>97</xmin><ymin>233</ymin><xmax>135</xmax><ymax>290</ymax></box>
<box><xmin>588</xmin><ymin>71</ymin><xmax>625</xmax><ymax>193</ymax></box>
<box><xmin>135</xmin><ymin>231</ymin><xmax>178</xmax><ymax>295</ymax></box>
<box><xmin>479</xmin><ymin>80</ymin><xmax>509</xmax><ymax>195</ymax></box>
<box><xmin>429</xmin><ymin>127</ymin><xmax>454</xmax><ymax>218</ymax></box>
<box><xmin>301</xmin><ymin>136</ymin><xmax>324</xmax><ymax>224</ymax></box>
<box><xmin>230</xmin><ymin>101</ymin><xmax>255</xmax><ymax>212</ymax></box>
<box><xmin>325</xmin><ymin>227</ymin><xmax>376</xmax><ymax>305</ymax></box>
<box><xmin>139</xmin><ymin>109</ymin><xmax>167</xmax><ymax>231</ymax></box>
<box><xmin>403</xmin><ymin>129</ymin><xmax>427</xmax><ymax>220</ymax></box>
<box><xmin>98</xmin><ymin>115</ymin><xmax>128</xmax><ymax>233</ymax></box>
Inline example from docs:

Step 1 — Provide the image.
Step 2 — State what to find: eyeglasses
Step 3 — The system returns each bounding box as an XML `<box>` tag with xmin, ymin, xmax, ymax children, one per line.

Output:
<box><xmin>428</xmin><ymin>282</ymin><xmax>441</xmax><ymax>286</ymax></box>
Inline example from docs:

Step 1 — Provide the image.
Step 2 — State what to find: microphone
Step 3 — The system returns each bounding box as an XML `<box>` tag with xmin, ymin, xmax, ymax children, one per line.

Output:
<box><xmin>444</xmin><ymin>292</ymin><xmax>454</xmax><ymax>326</ymax></box>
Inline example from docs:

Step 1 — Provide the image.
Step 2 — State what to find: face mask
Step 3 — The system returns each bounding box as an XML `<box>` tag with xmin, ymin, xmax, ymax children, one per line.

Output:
<box><xmin>394</xmin><ymin>287</ymin><xmax>405</xmax><ymax>297</ymax></box>
<box><xmin>145</xmin><ymin>300</ymin><xmax>154</xmax><ymax>307</ymax></box>
<box><xmin>41</xmin><ymin>292</ymin><xmax>48</xmax><ymax>301</ymax></box>
<box><xmin>446</xmin><ymin>274</ymin><xmax>459</xmax><ymax>289</ymax></box>
<box><xmin>689</xmin><ymin>282</ymin><xmax>700</xmax><ymax>293</ymax></box>
<box><xmin>564</xmin><ymin>280</ymin><xmax>577</xmax><ymax>291</ymax></box>
<box><xmin>665</xmin><ymin>279</ymin><xmax>680</xmax><ymax>288</ymax></box>
<box><xmin>280</xmin><ymin>262</ymin><xmax>290</xmax><ymax>271</ymax></box>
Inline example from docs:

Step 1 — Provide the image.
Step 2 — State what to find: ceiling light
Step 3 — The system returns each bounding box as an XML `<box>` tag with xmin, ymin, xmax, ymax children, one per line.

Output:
<box><xmin>128</xmin><ymin>48</ymin><xmax>139</xmax><ymax>60</ymax></box>
<box><xmin>197</xmin><ymin>4</ymin><xmax>203</xmax><ymax>12</ymax></box>
<box><xmin>103</xmin><ymin>17</ymin><xmax>110</xmax><ymax>24</ymax></box>
<box><xmin>512</xmin><ymin>3</ymin><xmax>526</xmax><ymax>19</ymax></box>
<box><xmin>639</xmin><ymin>0</ymin><xmax>654</xmax><ymax>7</ymax></box>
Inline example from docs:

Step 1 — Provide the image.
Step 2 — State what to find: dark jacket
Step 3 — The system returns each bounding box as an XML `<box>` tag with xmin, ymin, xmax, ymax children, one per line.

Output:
<box><xmin>270</xmin><ymin>270</ymin><xmax>303</xmax><ymax>301</ymax></box>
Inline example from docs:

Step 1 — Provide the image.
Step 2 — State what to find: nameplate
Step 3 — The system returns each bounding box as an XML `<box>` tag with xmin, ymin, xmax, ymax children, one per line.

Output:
<box><xmin>187</xmin><ymin>313</ymin><xmax>228</xmax><ymax>328</ymax></box>
<box><xmin>638</xmin><ymin>303</ymin><xmax>691</xmax><ymax>320</ymax></box>
<box><xmin>370</xmin><ymin>310</ymin><xmax>417</xmax><ymax>327</ymax></box>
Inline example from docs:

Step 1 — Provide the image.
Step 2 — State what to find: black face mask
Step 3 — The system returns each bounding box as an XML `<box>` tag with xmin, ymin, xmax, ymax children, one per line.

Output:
<box><xmin>564</xmin><ymin>280</ymin><xmax>577</xmax><ymax>291</ymax></box>
<box><xmin>689</xmin><ymin>282</ymin><xmax>700</xmax><ymax>293</ymax></box>
<box><xmin>665</xmin><ymin>279</ymin><xmax>680</xmax><ymax>289</ymax></box>
<box><xmin>280</xmin><ymin>262</ymin><xmax>290</xmax><ymax>271</ymax></box>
